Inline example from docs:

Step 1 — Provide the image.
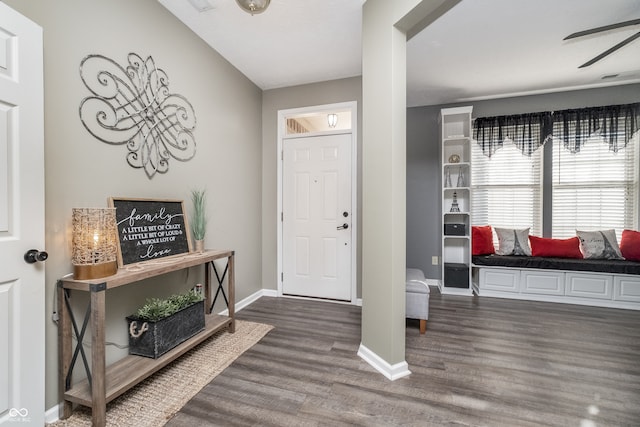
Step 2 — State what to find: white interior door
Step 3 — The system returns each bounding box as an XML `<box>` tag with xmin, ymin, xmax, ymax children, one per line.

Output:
<box><xmin>0</xmin><ymin>4</ymin><xmax>45</xmax><ymax>426</ymax></box>
<box><xmin>283</xmin><ymin>134</ymin><xmax>352</xmax><ymax>300</ymax></box>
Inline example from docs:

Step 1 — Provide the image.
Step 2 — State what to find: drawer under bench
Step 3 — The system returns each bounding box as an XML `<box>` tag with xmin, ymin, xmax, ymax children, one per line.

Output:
<box><xmin>476</xmin><ymin>266</ymin><xmax>640</xmax><ymax>310</ymax></box>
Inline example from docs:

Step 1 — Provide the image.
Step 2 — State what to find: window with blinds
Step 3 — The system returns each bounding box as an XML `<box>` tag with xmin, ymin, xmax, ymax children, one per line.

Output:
<box><xmin>471</xmin><ymin>140</ymin><xmax>543</xmax><ymax>236</ymax></box>
<box><xmin>552</xmin><ymin>132</ymin><xmax>638</xmax><ymax>239</ymax></box>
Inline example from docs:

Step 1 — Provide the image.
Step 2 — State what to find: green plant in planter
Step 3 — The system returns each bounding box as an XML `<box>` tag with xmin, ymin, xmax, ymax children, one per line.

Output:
<box><xmin>134</xmin><ymin>290</ymin><xmax>203</xmax><ymax>322</ymax></box>
<box><xmin>190</xmin><ymin>189</ymin><xmax>207</xmax><ymax>241</ymax></box>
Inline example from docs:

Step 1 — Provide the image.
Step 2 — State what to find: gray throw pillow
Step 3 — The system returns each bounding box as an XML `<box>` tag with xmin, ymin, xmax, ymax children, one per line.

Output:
<box><xmin>495</xmin><ymin>227</ymin><xmax>532</xmax><ymax>256</ymax></box>
<box><xmin>576</xmin><ymin>229</ymin><xmax>623</xmax><ymax>260</ymax></box>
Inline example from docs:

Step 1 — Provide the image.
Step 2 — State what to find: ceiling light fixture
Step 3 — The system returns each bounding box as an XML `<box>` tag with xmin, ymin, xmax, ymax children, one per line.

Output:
<box><xmin>327</xmin><ymin>113</ymin><xmax>338</xmax><ymax>128</ymax></box>
<box><xmin>236</xmin><ymin>0</ymin><xmax>270</xmax><ymax>15</ymax></box>
<box><xmin>187</xmin><ymin>0</ymin><xmax>213</xmax><ymax>12</ymax></box>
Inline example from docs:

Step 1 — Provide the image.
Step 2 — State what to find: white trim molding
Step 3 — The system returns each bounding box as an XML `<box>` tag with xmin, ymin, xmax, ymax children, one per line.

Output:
<box><xmin>45</xmin><ymin>403</ymin><xmax>63</xmax><ymax>424</ymax></box>
<box><xmin>357</xmin><ymin>343</ymin><xmax>411</xmax><ymax>381</ymax></box>
<box><xmin>218</xmin><ymin>289</ymin><xmax>277</xmax><ymax>316</ymax></box>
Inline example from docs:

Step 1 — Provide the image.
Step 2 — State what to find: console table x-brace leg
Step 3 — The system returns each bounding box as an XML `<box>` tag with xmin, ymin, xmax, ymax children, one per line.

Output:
<box><xmin>63</xmin><ymin>288</ymin><xmax>93</xmax><ymax>391</ymax></box>
<box><xmin>210</xmin><ymin>260</ymin><xmax>229</xmax><ymax>312</ymax></box>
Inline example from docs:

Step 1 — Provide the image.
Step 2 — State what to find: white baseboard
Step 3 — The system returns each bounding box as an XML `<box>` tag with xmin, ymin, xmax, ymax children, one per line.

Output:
<box><xmin>357</xmin><ymin>343</ymin><xmax>411</xmax><ymax>381</ymax></box>
<box><xmin>261</xmin><ymin>289</ymin><xmax>278</xmax><ymax>298</ymax></box>
<box><xmin>279</xmin><ymin>293</ymin><xmax>360</xmax><ymax>307</ymax></box>
<box><xmin>217</xmin><ymin>288</ymin><xmax>277</xmax><ymax>316</ymax></box>
<box><xmin>45</xmin><ymin>403</ymin><xmax>62</xmax><ymax>424</ymax></box>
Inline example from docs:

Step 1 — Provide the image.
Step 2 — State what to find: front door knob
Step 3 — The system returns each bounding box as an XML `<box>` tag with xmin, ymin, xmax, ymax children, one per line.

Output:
<box><xmin>24</xmin><ymin>249</ymin><xmax>48</xmax><ymax>264</ymax></box>
<box><xmin>337</xmin><ymin>223</ymin><xmax>349</xmax><ymax>230</ymax></box>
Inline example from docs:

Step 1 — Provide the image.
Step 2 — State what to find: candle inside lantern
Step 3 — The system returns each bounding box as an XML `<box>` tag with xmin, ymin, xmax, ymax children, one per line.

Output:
<box><xmin>93</xmin><ymin>230</ymin><xmax>100</xmax><ymax>263</ymax></box>
<box><xmin>72</xmin><ymin>207</ymin><xmax>118</xmax><ymax>279</ymax></box>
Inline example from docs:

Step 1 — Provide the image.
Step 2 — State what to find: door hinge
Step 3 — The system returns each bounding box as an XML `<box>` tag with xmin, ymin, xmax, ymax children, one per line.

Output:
<box><xmin>281</xmin><ymin>150</ymin><xmax>283</xmax><ymax>160</ymax></box>
<box><xmin>281</xmin><ymin>212</ymin><xmax>283</xmax><ymax>222</ymax></box>
<box><xmin>281</xmin><ymin>272</ymin><xmax>283</xmax><ymax>281</ymax></box>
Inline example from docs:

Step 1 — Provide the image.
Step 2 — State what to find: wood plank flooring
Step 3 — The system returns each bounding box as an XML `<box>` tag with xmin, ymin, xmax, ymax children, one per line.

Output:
<box><xmin>166</xmin><ymin>291</ymin><xmax>640</xmax><ymax>426</ymax></box>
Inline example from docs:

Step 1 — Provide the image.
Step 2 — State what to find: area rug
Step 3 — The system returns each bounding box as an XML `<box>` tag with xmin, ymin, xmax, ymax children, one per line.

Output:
<box><xmin>48</xmin><ymin>320</ymin><xmax>273</xmax><ymax>427</ymax></box>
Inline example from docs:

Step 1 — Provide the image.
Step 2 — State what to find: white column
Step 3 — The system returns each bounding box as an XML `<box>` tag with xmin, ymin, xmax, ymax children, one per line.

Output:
<box><xmin>359</xmin><ymin>0</ymin><xmax>461</xmax><ymax>379</ymax></box>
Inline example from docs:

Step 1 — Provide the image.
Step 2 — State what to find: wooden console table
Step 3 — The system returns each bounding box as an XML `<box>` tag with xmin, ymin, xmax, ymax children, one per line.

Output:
<box><xmin>58</xmin><ymin>249</ymin><xmax>235</xmax><ymax>427</ymax></box>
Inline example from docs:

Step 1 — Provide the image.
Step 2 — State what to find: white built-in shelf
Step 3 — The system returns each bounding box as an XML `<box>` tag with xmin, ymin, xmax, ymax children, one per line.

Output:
<box><xmin>440</xmin><ymin>106</ymin><xmax>474</xmax><ymax>296</ymax></box>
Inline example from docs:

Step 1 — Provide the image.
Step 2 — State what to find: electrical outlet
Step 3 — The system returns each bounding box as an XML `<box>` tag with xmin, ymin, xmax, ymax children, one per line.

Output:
<box><xmin>431</xmin><ymin>256</ymin><xmax>439</xmax><ymax>265</ymax></box>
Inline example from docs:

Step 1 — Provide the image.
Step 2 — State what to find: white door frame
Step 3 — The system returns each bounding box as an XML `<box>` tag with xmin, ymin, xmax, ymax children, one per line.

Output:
<box><xmin>277</xmin><ymin>101</ymin><xmax>358</xmax><ymax>304</ymax></box>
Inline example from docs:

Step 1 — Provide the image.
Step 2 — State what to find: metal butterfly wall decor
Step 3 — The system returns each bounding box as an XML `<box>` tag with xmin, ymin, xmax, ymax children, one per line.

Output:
<box><xmin>79</xmin><ymin>53</ymin><xmax>197</xmax><ymax>179</ymax></box>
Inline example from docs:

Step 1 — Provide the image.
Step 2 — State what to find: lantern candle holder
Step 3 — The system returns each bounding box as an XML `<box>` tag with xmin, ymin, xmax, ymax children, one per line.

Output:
<box><xmin>72</xmin><ymin>207</ymin><xmax>118</xmax><ymax>280</ymax></box>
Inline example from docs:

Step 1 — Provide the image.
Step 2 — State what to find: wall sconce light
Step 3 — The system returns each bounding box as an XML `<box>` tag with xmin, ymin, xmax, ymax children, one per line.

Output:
<box><xmin>72</xmin><ymin>208</ymin><xmax>118</xmax><ymax>280</ymax></box>
<box><xmin>236</xmin><ymin>0</ymin><xmax>270</xmax><ymax>15</ymax></box>
<box><xmin>327</xmin><ymin>113</ymin><xmax>338</xmax><ymax>128</ymax></box>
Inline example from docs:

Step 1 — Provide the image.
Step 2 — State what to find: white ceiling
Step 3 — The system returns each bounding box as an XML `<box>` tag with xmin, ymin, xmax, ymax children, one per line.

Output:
<box><xmin>159</xmin><ymin>0</ymin><xmax>640</xmax><ymax>107</ymax></box>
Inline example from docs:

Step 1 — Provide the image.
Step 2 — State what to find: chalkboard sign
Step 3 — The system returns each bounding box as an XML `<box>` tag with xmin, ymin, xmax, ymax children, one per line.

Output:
<box><xmin>108</xmin><ymin>197</ymin><xmax>192</xmax><ymax>267</ymax></box>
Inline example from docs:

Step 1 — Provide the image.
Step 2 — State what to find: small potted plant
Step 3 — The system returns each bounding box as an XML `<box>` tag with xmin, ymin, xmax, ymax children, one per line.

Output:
<box><xmin>126</xmin><ymin>289</ymin><xmax>205</xmax><ymax>359</ymax></box>
<box><xmin>190</xmin><ymin>189</ymin><xmax>207</xmax><ymax>253</ymax></box>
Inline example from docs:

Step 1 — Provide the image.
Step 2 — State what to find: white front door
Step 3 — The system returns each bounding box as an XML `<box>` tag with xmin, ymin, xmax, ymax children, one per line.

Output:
<box><xmin>282</xmin><ymin>134</ymin><xmax>352</xmax><ymax>300</ymax></box>
<box><xmin>0</xmin><ymin>4</ymin><xmax>45</xmax><ymax>426</ymax></box>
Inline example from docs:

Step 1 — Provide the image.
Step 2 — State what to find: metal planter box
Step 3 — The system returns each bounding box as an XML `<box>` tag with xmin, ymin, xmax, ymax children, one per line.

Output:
<box><xmin>126</xmin><ymin>300</ymin><xmax>205</xmax><ymax>359</ymax></box>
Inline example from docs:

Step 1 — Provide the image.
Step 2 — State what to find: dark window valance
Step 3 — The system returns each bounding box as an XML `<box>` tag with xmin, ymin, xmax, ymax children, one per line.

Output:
<box><xmin>473</xmin><ymin>102</ymin><xmax>640</xmax><ymax>158</ymax></box>
<box><xmin>554</xmin><ymin>103</ymin><xmax>640</xmax><ymax>154</ymax></box>
<box><xmin>473</xmin><ymin>112</ymin><xmax>552</xmax><ymax>157</ymax></box>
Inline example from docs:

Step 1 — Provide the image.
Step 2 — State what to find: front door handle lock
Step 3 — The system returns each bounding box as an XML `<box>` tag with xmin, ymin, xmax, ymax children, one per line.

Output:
<box><xmin>337</xmin><ymin>223</ymin><xmax>349</xmax><ymax>230</ymax></box>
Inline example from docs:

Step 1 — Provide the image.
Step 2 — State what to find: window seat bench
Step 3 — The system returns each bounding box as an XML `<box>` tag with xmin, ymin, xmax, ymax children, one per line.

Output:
<box><xmin>472</xmin><ymin>255</ymin><xmax>640</xmax><ymax>310</ymax></box>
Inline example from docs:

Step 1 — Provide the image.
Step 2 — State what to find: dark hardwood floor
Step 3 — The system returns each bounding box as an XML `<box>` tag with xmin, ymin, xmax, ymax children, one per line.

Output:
<box><xmin>166</xmin><ymin>291</ymin><xmax>640</xmax><ymax>426</ymax></box>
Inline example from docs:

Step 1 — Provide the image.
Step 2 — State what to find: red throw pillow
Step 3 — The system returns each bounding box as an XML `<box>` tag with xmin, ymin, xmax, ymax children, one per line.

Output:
<box><xmin>620</xmin><ymin>229</ymin><xmax>640</xmax><ymax>262</ymax></box>
<box><xmin>472</xmin><ymin>225</ymin><xmax>495</xmax><ymax>255</ymax></box>
<box><xmin>529</xmin><ymin>235</ymin><xmax>583</xmax><ymax>258</ymax></box>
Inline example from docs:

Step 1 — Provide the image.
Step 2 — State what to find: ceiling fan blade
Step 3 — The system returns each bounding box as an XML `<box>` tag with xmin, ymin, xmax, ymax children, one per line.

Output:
<box><xmin>579</xmin><ymin>31</ymin><xmax>640</xmax><ymax>68</ymax></box>
<box><xmin>564</xmin><ymin>18</ymin><xmax>640</xmax><ymax>40</ymax></box>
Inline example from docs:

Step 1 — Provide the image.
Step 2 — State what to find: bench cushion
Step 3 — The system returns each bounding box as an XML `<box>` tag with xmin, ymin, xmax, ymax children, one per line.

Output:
<box><xmin>473</xmin><ymin>255</ymin><xmax>640</xmax><ymax>275</ymax></box>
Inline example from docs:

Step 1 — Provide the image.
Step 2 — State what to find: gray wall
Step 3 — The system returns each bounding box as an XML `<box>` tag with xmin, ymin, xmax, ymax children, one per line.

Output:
<box><xmin>407</xmin><ymin>83</ymin><xmax>640</xmax><ymax>280</ymax></box>
<box><xmin>406</xmin><ymin>105</ymin><xmax>441</xmax><ymax>278</ymax></box>
<box><xmin>261</xmin><ymin>77</ymin><xmax>363</xmax><ymax>296</ymax></box>
<box><xmin>5</xmin><ymin>0</ymin><xmax>263</xmax><ymax>410</ymax></box>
